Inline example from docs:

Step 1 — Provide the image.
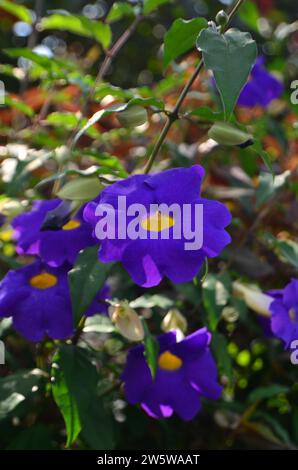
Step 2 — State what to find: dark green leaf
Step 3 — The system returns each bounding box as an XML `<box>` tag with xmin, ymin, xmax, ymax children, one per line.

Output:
<box><xmin>0</xmin><ymin>370</ymin><xmax>43</xmax><ymax>420</ymax></box>
<box><xmin>52</xmin><ymin>344</ymin><xmax>114</xmax><ymax>449</ymax></box>
<box><xmin>197</xmin><ymin>28</ymin><xmax>257</xmax><ymax>119</ymax></box>
<box><xmin>68</xmin><ymin>246</ymin><xmax>111</xmax><ymax>326</ymax></box>
<box><xmin>202</xmin><ymin>273</ymin><xmax>230</xmax><ymax>331</ymax></box>
<box><xmin>248</xmin><ymin>384</ymin><xmax>289</xmax><ymax>403</ymax></box>
<box><xmin>211</xmin><ymin>332</ymin><xmax>233</xmax><ymax>380</ymax></box>
<box><xmin>163</xmin><ymin>18</ymin><xmax>208</xmax><ymax>68</ymax></box>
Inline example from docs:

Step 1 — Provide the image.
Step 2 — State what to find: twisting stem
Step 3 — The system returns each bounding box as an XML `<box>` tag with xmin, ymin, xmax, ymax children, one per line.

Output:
<box><xmin>144</xmin><ymin>0</ymin><xmax>246</xmax><ymax>174</ymax></box>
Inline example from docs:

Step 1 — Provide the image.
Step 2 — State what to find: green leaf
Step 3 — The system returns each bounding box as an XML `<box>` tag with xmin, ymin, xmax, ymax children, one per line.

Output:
<box><xmin>106</xmin><ymin>2</ymin><xmax>134</xmax><ymax>23</ymax></box>
<box><xmin>263</xmin><ymin>234</ymin><xmax>298</xmax><ymax>270</ymax></box>
<box><xmin>142</xmin><ymin>320</ymin><xmax>159</xmax><ymax>379</ymax></box>
<box><xmin>56</xmin><ymin>177</ymin><xmax>104</xmax><ymax>201</ymax></box>
<box><xmin>197</xmin><ymin>28</ymin><xmax>257</xmax><ymax>120</ymax></box>
<box><xmin>68</xmin><ymin>246</ymin><xmax>111</xmax><ymax>326</ymax></box>
<box><xmin>52</xmin><ymin>344</ymin><xmax>114</xmax><ymax>449</ymax></box>
<box><xmin>189</xmin><ymin>106</ymin><xmax>223</xmax><ymax>122</ymax></box>
<box><xmin>211</xmin><ymin>332</ymin><xmax>233</xmax><ymax>381</ymax></box>
<box><xmin>251</xmin><ymin>139</ymin><xmax>275</xmax><ymax>174</ymax></box>
<box><xmin>143</xmin><ymin>0</ymin><xmax>172</xmax><ymax>14</ymax></box>
<box><xmin>0</xmin><ymin>0</ymin><xmax>32</xmax><ymax>23</ymax></box>
<box><xmin>51</xmin><ymin>356</ymin><xmax>81</xmax><ymax>447</ymax></box>
<box><xmin>7</xmin><ymin>424</ymin><xmax>53</xmax><ymax>450</ymax></box>
<box><xmin>256</xmin><ymin>170</ymin><xmax>290</xmax><ymax>208</ymax></box>
<box><xmin>248</xmin><ymin>384</ymin><xmax>289</xmax><ymax>403</ymax></box>
<box><xmin>163</xmin><ymin>18</ymin><xmax>208</xmax><ymax>68</ymax></box>
<box><xmin>4</xmin><ymin>96</ymin><xmax>34</xmax><ymax>117</ymax></box>
<box><xmin>40</xmin><ymin>14</ymin><xmax>112</xmax><ymax>48</ymax></box>
<box><xmin>0</xmin><ymin>369</ymin><xmax>43</xmax><ymax>420</ymax></box>
<box><xmin>239</xmin><ymin>0</ymin><xmax>260</xmax><ymax>31</ymax></box>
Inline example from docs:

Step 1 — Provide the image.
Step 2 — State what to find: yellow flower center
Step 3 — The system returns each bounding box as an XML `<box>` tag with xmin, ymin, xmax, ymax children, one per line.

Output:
<box><xmin>62</xmin><ymin>219</ymin><xmax>81</xmax><ymax>230</ymax></box>
<box><xmin>158</xmin><ymin>351</ymin><xmax>182</xmax><ymax>371</ymax></box>
<box><xmin>141</xmin><ymin>211</ymin><xmax>175</xmax><ymax>233</ymax></box>
<box><xmin>29</xmin><ymin>272</ymin><xmax>58</xmax><ymax>289</ymax></box>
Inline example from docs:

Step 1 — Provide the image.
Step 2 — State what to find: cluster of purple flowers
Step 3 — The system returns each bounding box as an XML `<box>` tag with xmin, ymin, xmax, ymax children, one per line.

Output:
<box><xmin>0</xmin><ymin>199</ymin><xmax>108</xmax><ymax>341</ymax></box>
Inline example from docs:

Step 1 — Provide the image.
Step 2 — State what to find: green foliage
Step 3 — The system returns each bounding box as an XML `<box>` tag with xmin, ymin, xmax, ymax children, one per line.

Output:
<box><xmin>68</xmin><ymin>246</ymin><xmax>111</xmax><ymax>326</ymax></box>
<box><xmin>163</xmin><ymin>18</ymin><xmax>208</xmax><ymax>68</ymax></box>
<box><xmin>40</xmin><ymin>14</ymin><xmax>112</xmax><ymax>48</ymax></box>
<box><xmin>52</xmin><ymin>344</ymin><xmax>114</xmax><ymax>449</ymax></box>
<box><xmin>197</xmin><ymin>28</ymin><xmax>257</xmax><ymax>119</ymax></box>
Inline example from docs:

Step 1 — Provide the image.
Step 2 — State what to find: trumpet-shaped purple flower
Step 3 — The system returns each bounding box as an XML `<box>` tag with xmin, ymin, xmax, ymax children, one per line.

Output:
<box><xmin>269</xmin><ymin>278</ymin><xmax>298</xmax><ymax>349</ymax></box>
<box><xmin>84</xmin><ymin>165</ymin><xmax>231</xmax><ymax>288</ymax></box>
<box><xmin>237</xmin><ymin>56</ymin><xmax>283</xmax><ymax>108</ymax></box>
<box><xmin>121</xmin><ymin>328</ymin><xmax>222</xmax><ymax>420</ymax></box>
<box><xmin>12</xmin><ymin>199</ymin><xmax>96</xmax><ymax>267</ymax></box>
<box><xmin>0</xmin><ymin>260</ymin><xmax>109</xmax><ymax>341</ymax></box>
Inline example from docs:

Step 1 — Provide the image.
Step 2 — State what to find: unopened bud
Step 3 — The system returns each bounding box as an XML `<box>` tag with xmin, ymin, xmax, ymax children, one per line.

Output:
<box><xmin>1</xmin><ymin>200</ymin><xmax>25</xmax><ymax>218</ymax></box>
<box><xmin>208</xmin><ymin>122</ymin><xmax>254</xmax><ymax>148</ymax></box>
<box><xmin>109</xmin><ymin>301</ymin><xmax>144</xmax><ymax>342</ymax></box>
<box><xmin>233</xmin><ymin>281</ymin><xmax>272</xmax><ymax>317</ymax></box>
<box><xmin>215</xmin><ymin>10</ymin><xmax>228</xmax><ymax>27</ymax></box>
<box><xmin>54</xmin><ymin>145</ymin><xmax>71</xmax><ymax>163</ymax></box>
<box><xmin>161</xmin><ymin>309</ymin><xmax>187</xmax><ymax>334</ymax></box>
<box><xmin>117</xmin><ymin>105</ymin><xmax>148</xmax><ymax>128</ymax></box>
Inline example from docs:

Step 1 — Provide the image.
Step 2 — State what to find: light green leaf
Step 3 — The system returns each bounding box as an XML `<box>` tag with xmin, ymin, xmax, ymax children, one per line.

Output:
<box><xmin>5</xmin><ymin>95</ymin><xmax>34</xmax><ymax>117</ymax></box>
<box><xmin>197</xmin><ymin>28</ymin><xmax>257</xmax><ymax>120</ymax></box>
<box><xmin>40</xmin><ymin>14</ymin><xmax>112</xmax><ymax>48</ymax></box>
<box><xmin>106</xmin><ymin>2</ymin><xmax>134</xmax><ymax>23</ymax></box>
<box><xmin>143</xmin><ymin>0</ymin><xmax>172</xmax><ymax>14</ymax></box>
<box><xmin>239</xmin><ymin>0</ymin><xmax>260</xmax><ymax>31</ymax></box>
<box><xmin>163</xmin><ymin>18</ymin><xmax>208</xmax><ymax>68</ymax></box>
<box><xmin>142</xmin><ymin>320</ymin><xmax>159</xmax><ymax>379</ymax></box>
<box><xmin>68</xmin><ymin>246</ymin><xmax>111</xmax><ymax>326</ymax></box>
<box><xmin>263</xmin><ymin>234</ymin><xmax>298</xmax><ymax>270</ymax></box>
<box><xmin>0</xmin><ymin>0</ymin><xmax>32</xmax><ymax>23</ymax></box>
<box><xmin>56</xmin><ymin>177</ymin><xmax>103</xmax><ymax>201</ymax></box>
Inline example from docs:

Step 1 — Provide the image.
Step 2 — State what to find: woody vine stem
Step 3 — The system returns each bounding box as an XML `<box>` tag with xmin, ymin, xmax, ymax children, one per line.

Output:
<box><xmin>143</xmin><ymin>0</ymin><xmax>246</xmax><ymax>174</ymax></box>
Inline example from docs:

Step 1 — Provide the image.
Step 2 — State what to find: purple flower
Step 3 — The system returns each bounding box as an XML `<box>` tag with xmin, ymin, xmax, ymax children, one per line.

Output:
<box><xmin>84</xmin><ymin>165</ymin><xmax>231</xmax><ymax>288</ymax></box>
<box><xmin>0</xmin><ymin>260</ymin><xmax>109</xmax><ymax>342</ymax></box>
<box><xmin>237</xmin><ymin>56</ymin><xmax>283</xmax><ymax>108</ymax></box>
<box><xmin>121</xmin><ymin>328</ymin><xmax>222</xmax><ymax>421</ymax></box>
<box><xmin>12</xmin><ymin>199</ymin><xmax>96</xmax><ymax>267</ymax></box>
<box><xmin>269</xmin><ymin>278</ymin><xmax>298</xmax><ymax>349</ymax></box>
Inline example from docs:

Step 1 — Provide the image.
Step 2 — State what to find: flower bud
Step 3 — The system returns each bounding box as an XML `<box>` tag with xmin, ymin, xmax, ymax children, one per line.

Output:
<box><xmin>233</xmin><ymin>281</ymin><xmax>272</xmax><ymax>317</ymax></box>
<box><xmin>108</xmin><ymin>301</ymin><xmax>144</xmax><ymax>342</ymax></box>
<box><xmin>208</xmin><ymin>122</ymin><xmax>254</xmax><ymax>147</ymax></box>
<box><xmin>0</xmin><ymin>199</ymin><xmax>25</xmax><ymax>219</ymax></box>
<box><xmin>161</xmin><ymin>309</ymin><xmax>187</xmax><ymax>334</ymax></box>
<box><xmin>117</xmin><ymin>105</ymin><xmax>148</xmax><ymax>128</ymax></box>
<box><xmin>54</xmin><ymin>145</ymin><xmax>71</xmax><ymax>163</ymax></box>
<box><xmin>215</xmin><ymin>10</ymin><xmax>228</xmax><ymax>27</ymax></box>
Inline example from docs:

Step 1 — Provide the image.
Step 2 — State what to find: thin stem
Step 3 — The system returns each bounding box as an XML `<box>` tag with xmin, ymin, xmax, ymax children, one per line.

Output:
<box><xmin>143</xmin><ymin>0</ymin><xmax>246</xmax><ymax>174</ymax></box>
